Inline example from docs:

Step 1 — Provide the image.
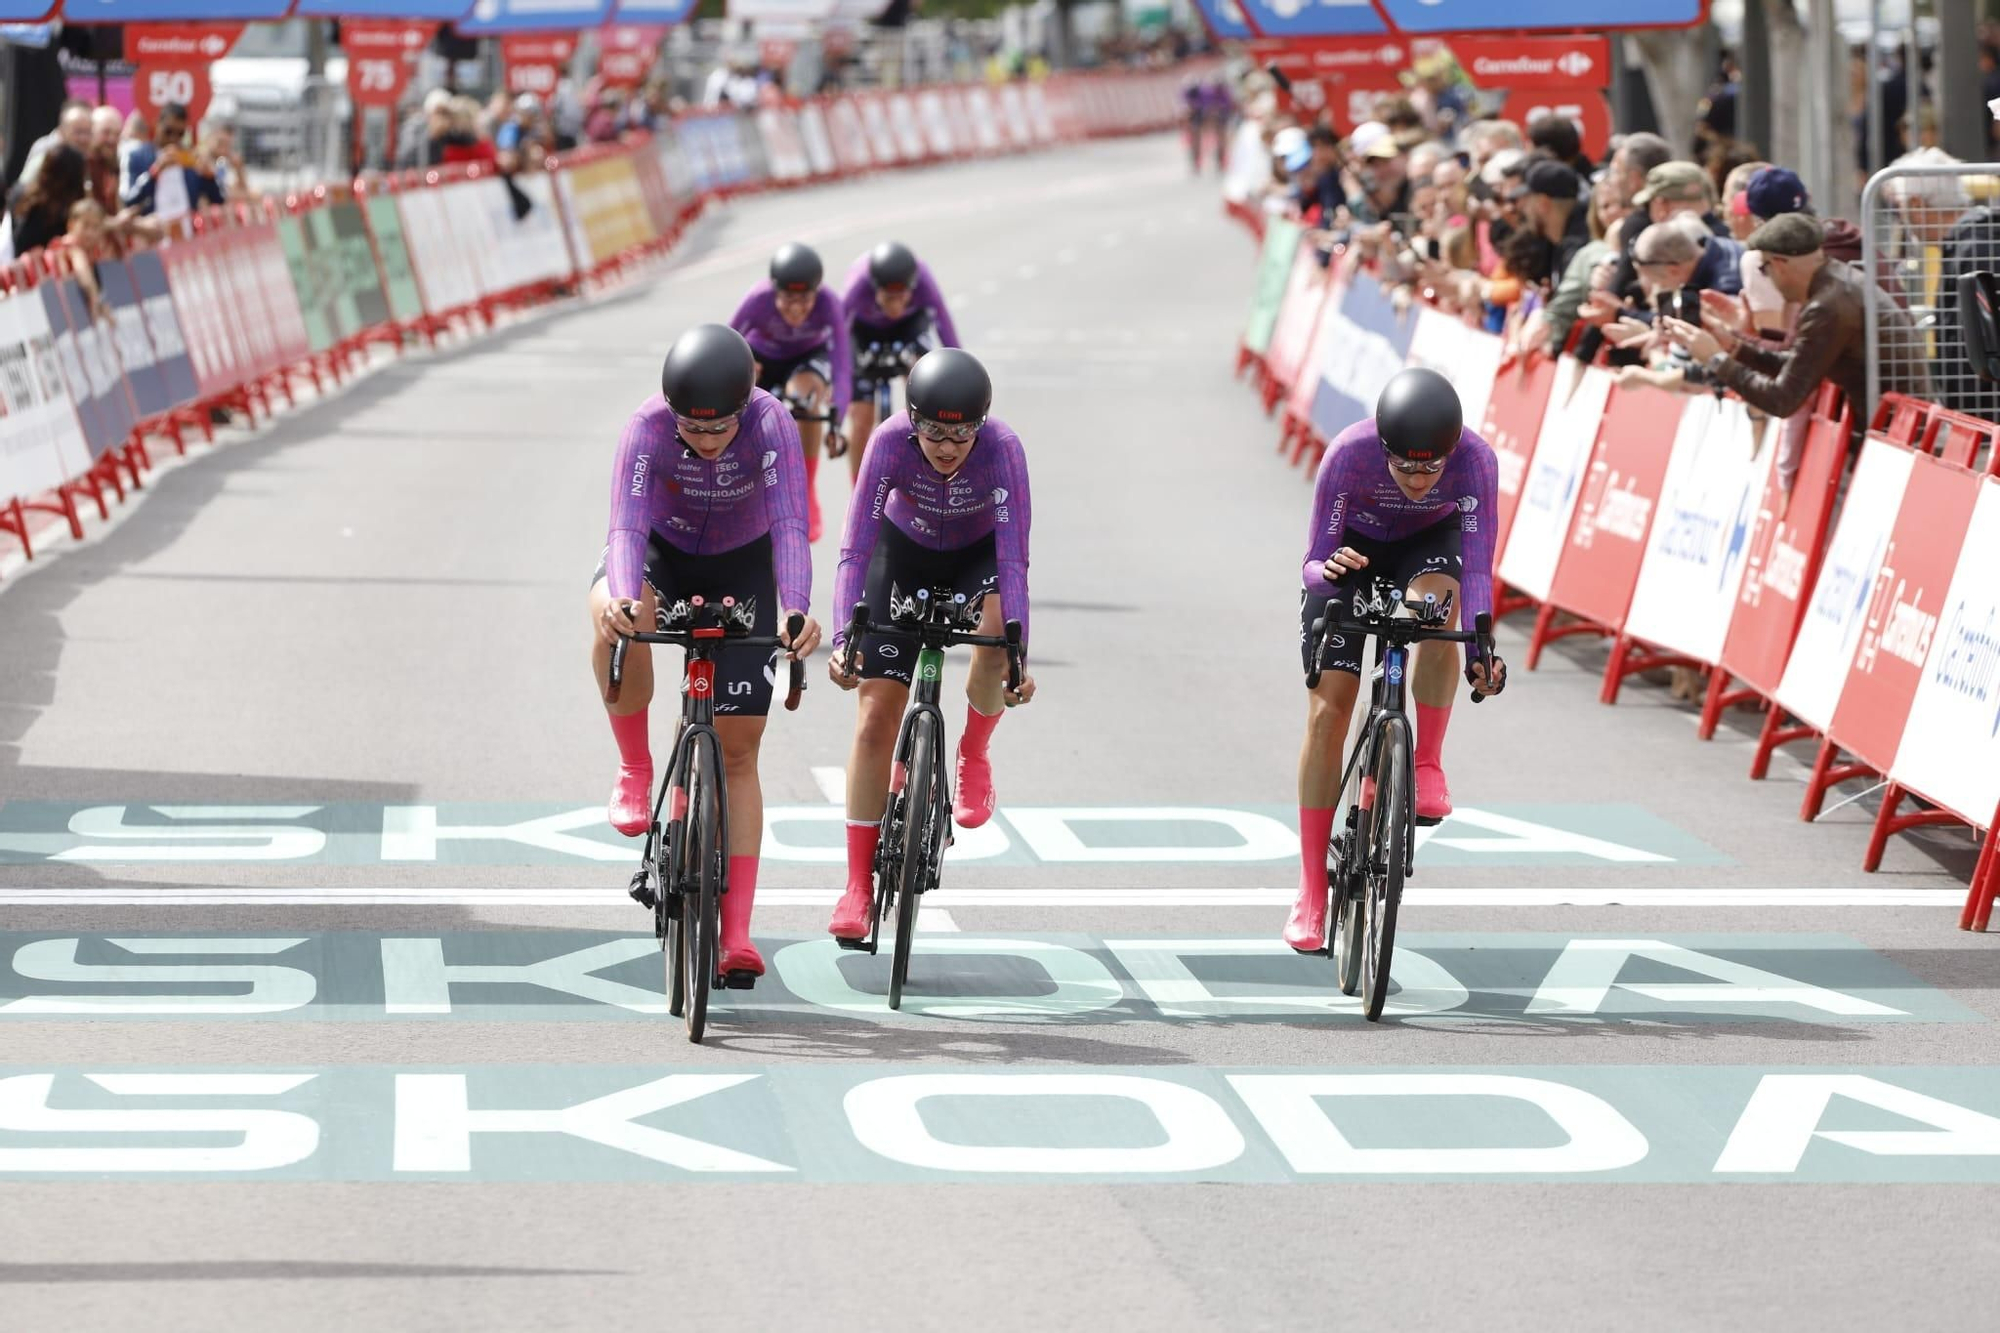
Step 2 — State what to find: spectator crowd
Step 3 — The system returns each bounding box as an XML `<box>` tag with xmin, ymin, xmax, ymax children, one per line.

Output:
<box><xmin>1229</xmin><ymin>34</ymin><xmax>2000</xmax><ymax>477</ymax></box>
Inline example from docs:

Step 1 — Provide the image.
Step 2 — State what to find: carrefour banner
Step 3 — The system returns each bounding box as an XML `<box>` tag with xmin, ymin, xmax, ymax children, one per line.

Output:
<box><xmin>456</xmin><ymin>0</ymin><xmax>613</xmax><ymax>34</ymax></box>
<box><xmin>58</xmin><ymin>0</ymin><xmax>292</xmax><ymax>18</ymax></box>
<box><xmin>295</xmin><ymin>0</ymin><xmax>472</xmax><ymax>16</ymax></box>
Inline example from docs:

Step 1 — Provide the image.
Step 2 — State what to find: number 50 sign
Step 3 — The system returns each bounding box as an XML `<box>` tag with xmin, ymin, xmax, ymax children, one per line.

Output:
<box><xmin>126</xmin><ymin>25</ymin><xmax>244</xmax><ymax>130</ymax></box>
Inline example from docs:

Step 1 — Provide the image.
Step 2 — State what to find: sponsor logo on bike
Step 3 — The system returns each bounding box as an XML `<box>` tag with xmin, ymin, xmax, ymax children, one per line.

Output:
<box><xmin>877</xmin><ymin>644</ymin><xmax>901</xmax><ymax>658</ymax></box>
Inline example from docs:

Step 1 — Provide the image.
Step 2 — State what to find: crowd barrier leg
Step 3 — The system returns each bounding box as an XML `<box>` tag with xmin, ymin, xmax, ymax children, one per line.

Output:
<box><xmin>1599</xmin><ymin>635</ymin><xmax>1704</xmax><ymax>706</ymax></box>
<box><xmin>1525</xmin><ymin>606</ymin><xmax>1608</xmax><ymax>671</ymax></box>
<box><xmin>0</xmin><ymin>496</ymin><xmax>34</xmax><ymax>559</ymax></box>
<box><xmin>1959</xmin><ymin>816</ymin><xmax>1998</xmax><ymax>931</ymax></box>
<box><xmin>1750</xmin><ymin>703</ymin><xmax>1818</xmax><ymax>779</ymax></box>
<box><xmin>22</xmin><ymin>483</ymin><xmax>86</xmax><ymax>542</ymax></box>
<box><xmin>1697</xmin><ymin>669</ymin><xmax>1766</xmax><ymax>740</ymax></box>
<box><xmin>1800</xmin><ymin>738</ymin><xmax>1877</xmax><ymax>821</ymax></box>
<box><xmin>1494</xmin><ymin>586</ymin><xmax>1536</xmax><ymax>621</ymax></box>
<box><xmin>1863</xmin><ymin>783</ymin><xmax>1971</xmax><ymax>872</ymax></box>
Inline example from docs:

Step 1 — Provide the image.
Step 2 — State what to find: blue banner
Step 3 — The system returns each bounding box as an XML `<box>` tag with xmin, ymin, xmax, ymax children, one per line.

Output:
<box><xmin>1187</xmin><ymin>0</ymin><xmax>1252</xmax><ymax>42</ymax></box>
<box><xmin>129</xmin><ymin>251</ymin><xmax>199</xmax><ymax>410</ymax></box>
<box><xmin>1377</xmin><ymin>0</ymin><xmax>1702</xmax><ymax>31</ymax></box>
<box><xmin>1308</xmin><ymin>277</ymin><xmax>1417</xmax><ymax>442</ymax></box>
<box><xmin>455</xmin><ymin>0</ymin><xmax>612</xmax><ymax>33</ymax></box>
<box><xmin>1235</xmin><ymin>0</ymin><xmax>1384</xmax><ymax>39</ymax></box>
<box><xmin>610</xmin><ymin>0</ymin><xmax>693</xmax><ymax>20</ymax></box>
<box><xmin>97</xmin><ymin>260</ymin><xmax>168</xmax><ymax>421</ymax></box>
<box><xmin>0</xmin><ymin>16</ymin><xmax>58</xmax><ymax>37</ymax></box>
<box><xmin>294</xmin><ymin>0</ymin><xmax>472</xmax><ymax>16</ymax></box>
<box><xmin>59</xmin><ymin>0</ymin><xmax>294</xmax><ymax>19</ymax></box>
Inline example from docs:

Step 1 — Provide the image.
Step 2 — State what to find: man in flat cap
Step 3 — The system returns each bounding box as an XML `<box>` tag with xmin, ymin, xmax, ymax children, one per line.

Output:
<box><xmin>1661</xmin><ymin>212</ymin><xmax>1928</xmax><ymax>436</ymax></box>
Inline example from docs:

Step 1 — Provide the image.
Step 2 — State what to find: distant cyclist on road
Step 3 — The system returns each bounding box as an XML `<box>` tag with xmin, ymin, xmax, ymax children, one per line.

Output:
<box><xmin>1286</xmin><ymin>368</ymin><xmax>1507</xmax><ymax>952</ymax></box>
<box><xmin>728</xmin><ymin>243</ymin><xmax>851</xmax><ymax>542</ymax></box>
<box><xmin>840</xmin><ymin>241</ymin><xmax>962</xmax><ymax>483</ymax></box>
<box><xmin>824</xmin><ymin>349</ymin><xmax>1035</xmax><ymax>941</ymax></box>
<box><xmin>591</xmin><ymin>323</ymin><xmax>823</xmax><ymax>981</ymax></box>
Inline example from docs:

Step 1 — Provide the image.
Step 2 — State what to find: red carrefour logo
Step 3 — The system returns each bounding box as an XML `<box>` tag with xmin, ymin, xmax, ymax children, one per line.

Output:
<box><xmin>1557</xmin><ymin>51</ymin><xmax>1595</xmax><ymax>79</ymax></box>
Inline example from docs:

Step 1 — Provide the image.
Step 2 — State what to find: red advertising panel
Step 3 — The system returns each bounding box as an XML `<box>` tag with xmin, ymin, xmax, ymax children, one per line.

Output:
<box><xmin>1444</xmin><ymin>36</ymin><xmax>1610</xmax><ymax>89</ymax></box>
<box><xmin>503</xmin><ymin>34</ymin><xmax>577</xmax><ymax>98</ymax></box>
<box><xmin>1481</xmin><ymin>354</ymin><xmax>1559</xmax><ymax>566</ymax></box>
<box><xmin>1543</xmin><ymin>385</ymin><xmax>1685</xmax><ymax>631</ymax></box>
<box><xmin>599</xmin><ymin>25</ymin><xmax>667</xmax><ymax>91</ymax></box>
<box><xmin>345</xmin><ymin>21</ymin><xmax>436</xmax><ymax>108</ymax></box>
<box><xmin>127</xmin><ymin>25</ymin><xmax>243</xmax><ymax>129</ymax></box>
<box><xmin>1720</xmin><ymin>407</ymin><xmax>1850</xmax><ymax>697</ymax></box>
<box><xmin>1824</xmin><ymin>456</ymin><xmax>1983</xmax><ymax>774</ymax></box>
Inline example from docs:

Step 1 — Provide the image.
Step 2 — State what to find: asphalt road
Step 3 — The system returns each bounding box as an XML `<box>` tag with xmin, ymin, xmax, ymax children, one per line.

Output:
<box><xmin>1</xmin><ymin>135</ymin><xmax>1996</xmax><ymax>1331</ymax></box>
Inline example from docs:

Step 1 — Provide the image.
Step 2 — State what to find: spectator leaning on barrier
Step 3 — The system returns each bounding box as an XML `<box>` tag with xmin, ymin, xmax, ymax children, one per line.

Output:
<box><xmin>14</xmin><ymin>100</ymin><xmax>92</xmax><ymax>203</ymax></box>
<box><xmin>85</xmin><ymin>105</ymin><xmax>124</xmax><ymax>215</ymax></box>
<box><xmin>1606</xmin><ymin>160</ymin><xmax>1737</xmax><ymax>308</ymax></box>
<box><xmin>196</xmin><ymin>119</ymin><xmax>246</xmax><ymax>202</ymax></box>
<box><xmin>6</xmin><ymin>144</ymin><xmax>88</xmax><ymax>260</ymax></box>
<box><xmin>1546</xmin><ymin>177</ymin><xmax>1633</xmax><ymax>355</ymax></box>
<box><xmin>399</xmin><ymin>88</ymin><xmax>453</xmax><ymax>169</ymax></box>
<box><xmin>440</xmin><ymin>97</ymin><xmax>497</xmax><ymax>167</ymax></box>
<box><xmin>1663</xmin><ymin>213</ymin><xmax>1930</xmax><ymax>441</ymax></box>
<box><xmin>54</xmin><ymin>199</ymin><xmax>115</xmax><ymax>320</ymax></box>
<box><xmin>121</xmin><ymin>102</ymin><xmax>224</xmax><ymax>225</ymax></box>
<box><xmin>1742</xmin><ymin>165</ymin><xmax>1902</xmax><ymax>305</ymax></box>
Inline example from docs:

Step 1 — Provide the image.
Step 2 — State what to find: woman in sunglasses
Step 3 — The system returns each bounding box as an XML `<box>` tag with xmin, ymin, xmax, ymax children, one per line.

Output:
<box><xmin>1285</xmin><ymin>368</ymin><xmax>1506</xmax><ymax>953</ymax></box>
<box><xmin>590</xmin><ymin>323</ymin><xmax>822</xmax><ymax>982</ymax></box>
<box><xmin>823</xmin><ymin>349</ymin><xmax>1036</xmax><ymax>941</ymax></box>
<box><xmin>728</xmin><ymin>243</ymin><xmax>851</xmax><ymax>543</ymax></box>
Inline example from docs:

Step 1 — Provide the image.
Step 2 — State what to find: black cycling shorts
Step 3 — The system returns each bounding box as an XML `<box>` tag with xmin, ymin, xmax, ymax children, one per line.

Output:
<box><xmin>849</xmin><ymin>524</ymin><xmax>998</xmax><ymax>686</ymax></box>
<box><xmin>1300</xmin><ymin>516</ymin><xmax>1464</xmax><ymax>678</ymax></box>
<box><xmin>754</xmin><ymin>345</ymin><xmax>834</xmax><ymax>397</ymax></box>
<box><xmin>852</xmin><ymin>311</ymin><xmax>936</xmax><ymax>402</ymax></box>
<box><xmin>592</xmin><ymin>532</ymin><xmax>782</xmax><ymax>717</ymax></box>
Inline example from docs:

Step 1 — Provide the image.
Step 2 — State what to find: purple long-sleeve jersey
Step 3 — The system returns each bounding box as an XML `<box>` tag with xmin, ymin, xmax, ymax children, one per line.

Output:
<box><xmin>1302</xmin><ymin>421</ymin><xmax>1499</xmax><ymax>622</ymax></box>
<box><xmin>834</xmin><ymin>413</ymin><xmax>1032</xmax><ymax>653</ymax></box>
<box><xmin>604</xmin><ymin>389</ymin><xmax>812</xmax><ymax>614</ymax></box>
<box><xmin>728</xmin><ymin>280</ymin><xmax>853</xmax><ymax>409</ymax></box>
<box><xmin>838</xmin><ymin>254</ymin><xmax>961</xmax><ymax>348</ymax></box>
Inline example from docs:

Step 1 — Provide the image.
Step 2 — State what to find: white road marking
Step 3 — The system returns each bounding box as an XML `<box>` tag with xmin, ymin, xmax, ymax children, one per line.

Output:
<box><xmin>917</xmin><ymin>908</ymin><xmax>960</xmax><ymax>932</ymax></box>
<box><xmin>0</xmin><ymin>887</ymin><xmax>1962</xmax><ymax>907</ymax></box>
<box><xmin>811</xmin><ymin>766</ymin><xmax>848</xmax><ymax>805</ymax></box>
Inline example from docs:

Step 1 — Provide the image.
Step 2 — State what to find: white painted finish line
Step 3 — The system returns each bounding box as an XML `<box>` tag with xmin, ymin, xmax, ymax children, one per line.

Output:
<box><xmin>0</xmin><ymin>887</ymin><xmax>1963</xmax><ymax>907</ymax></box>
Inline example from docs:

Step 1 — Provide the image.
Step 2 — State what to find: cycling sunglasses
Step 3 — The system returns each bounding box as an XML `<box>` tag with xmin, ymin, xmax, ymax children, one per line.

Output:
<box><xmin>1384</xmin><ymin>445</ymin><xmax>1448</xmax><ymax>475</ymax></box>
<box><xmin>913</xmin><ymin>416</ymin><xmax>982</xmax><ymax>444</ymax></box>
<box><xmin>679</xmin><ymin>412</ymin><xmax>741</xmax><ymax>436</ymax></box>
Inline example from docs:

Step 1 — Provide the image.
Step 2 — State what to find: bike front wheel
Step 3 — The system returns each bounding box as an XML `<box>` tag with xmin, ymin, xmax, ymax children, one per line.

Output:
<box><xmin>1360</xmin><ymin>721</ymin><xmax>1411</xmax><ymax>1022</ymax></box>
<box><xmin>888</xmin><ymin>715</ymin><xmax>941</xmax><ymax>1011</ymax></box>
<box><xmin>679</xmin><ymin>735</ymin><xmax>723</xmax><ymax>1043</ymax></box>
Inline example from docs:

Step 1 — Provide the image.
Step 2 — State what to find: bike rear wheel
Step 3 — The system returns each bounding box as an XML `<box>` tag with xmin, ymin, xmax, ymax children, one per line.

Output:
<box><xmin>680</xmin><ymin>736</ymin><xmax>722</xmax><ymax>1043</ymax></box>
<box><xmin>658</xmin><ymin>814</ymin><xmax>686</xmax><ymax>1019</ymax></box>
<box><xmin>888</xmin><ymin>715</ymin><xmax>940</xmax><ymax>1010</ymax></box>
<box><xmin>1331</xmin><ymin>825</ymin><xmax>1366</xmax><ymax>997</ymax></box>
<box><xmin>1360</xmin><ymin>721</ymin><xmax>1410</xmax><ymax>1022</ymax></box>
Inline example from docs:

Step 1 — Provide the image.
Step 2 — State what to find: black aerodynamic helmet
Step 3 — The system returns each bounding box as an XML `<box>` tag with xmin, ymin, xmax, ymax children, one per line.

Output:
<box><xmin>1375</xmin><ymin>367</ymin><xmax>1463</xmax><ymax>463</ymax></box>
<box><xmin>868</xmin><ymin>240</ymin><xmax>919</xmax><ymax>290</ymax></box>
<box><xmin>660</xmin><ymin>323</ymin><xmax>756</xmax><ymax>420</ymax></box>
<box><xmin>906</xmin><ymin>349</ymin><xmax>992</xmax><ymax>426</ymax></box>
<box><xmin>769</xmin><ymin>242</ymin><xmax>823</xmax><ymax>293</ymax></box>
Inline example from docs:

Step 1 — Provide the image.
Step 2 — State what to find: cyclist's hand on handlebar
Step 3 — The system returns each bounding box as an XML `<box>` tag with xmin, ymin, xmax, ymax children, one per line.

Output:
<box><xmin>1467</xmin><ymin>653</ymin><xmax>1508</xmax><ymax>698</ymax></box>
<box><xmin>780</xmin><ymin>612</ymin><xmax>821</xmax><ymax>660</ymax></box>
<box><xmin>1004</xmin><ymin>672</ymin><xmax>1037</xmax><ymax>708</ymax></box>
<box><xmin>598</xmin><ymin>598</ymin><xmax>642</xmax><ymax>647</ymax></box>
<box><xmin>1323</xmin><ymin>547</ymin><xmax>1369</xmax><ymax>582</ymax></box>
<box><xmin>828</xmin><ymin>644</ymin><xmax>862</xmax><ymax>690</ymax></box>
<box><xmin>825</xmin><ymin>429</ymin><xmax>847</xmax><ymax>459</ymax></box>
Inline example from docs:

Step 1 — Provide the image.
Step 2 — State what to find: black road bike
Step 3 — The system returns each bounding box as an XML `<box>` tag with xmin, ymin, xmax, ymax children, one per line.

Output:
<box><xmin>1305</xmin><ymin>582</ymin><xmax>1498</xmax><ymax>1022</ymax></box>
<box><xmin>857</xmin><ymin>339</ymin><xmax>917</xmax><ymax>422</ymax></box>
<box><xmin>609</xmin><ymin>596</ymin><xmax>805</xmax><ymax>1044</ymax></box>
<box><xmin>838</xmin><ymin>588</ymin><xmax>1023</xmax><ymax>1009</ymax></box>
<box><xmin>777</xmin><ymin>388</ymin><xmax>846</xmax><ymax>459</ymax></box>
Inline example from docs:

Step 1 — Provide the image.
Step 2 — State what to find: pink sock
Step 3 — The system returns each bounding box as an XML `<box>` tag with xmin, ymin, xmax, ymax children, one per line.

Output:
<box><xmin>1299</xmin><ymin>806</ymin><xmax>1335</xmax><ymax>895</ymax></box>
<box><xmin>846</xmin><ymin>819</ymin><xmax>881</xmax><ymax>892</ymax></box>
<box><xmin>722</xmin><ymin>854</ymin><xmax>759</xmax><ymax>948</ymax></box>
<box><xmin>1415</xmin><ymin>703</ymin><xmax>1451</xmax><ymax>768</ymax></box>
<box><xmin>608</xmin><ymin>708</ymin><xmax>650</xmax><ymax>767</ymax></box>
<box><xmin>961</xmin><ymin>703</ymin><xmax>1002</xmax><ymax>756</ymax></box>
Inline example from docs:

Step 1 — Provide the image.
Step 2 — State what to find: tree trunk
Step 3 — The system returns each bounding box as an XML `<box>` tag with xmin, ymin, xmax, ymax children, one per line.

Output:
<box><xmin>1629</xmin><ymin>26</ymin><xmax>1710</xmax><ymax>158</ymax></box>
<box><xmin>1764</xmin><ymin>0</ymin><xmax>1808</xmax><ymax>174</ymax></box>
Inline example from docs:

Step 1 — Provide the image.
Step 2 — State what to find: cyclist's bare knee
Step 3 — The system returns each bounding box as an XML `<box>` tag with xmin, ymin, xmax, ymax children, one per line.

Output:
<box><xmin>716</xmin><ymin>717</ymin><xmax>766</xmax><ymax>771</ymax></box>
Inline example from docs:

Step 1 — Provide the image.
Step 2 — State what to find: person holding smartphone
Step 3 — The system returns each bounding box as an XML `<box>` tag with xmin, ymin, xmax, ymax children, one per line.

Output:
<box><xmin>119</xmin><ymin>101</ymin><xmax>223</xmax><ymax>226</ymax></box>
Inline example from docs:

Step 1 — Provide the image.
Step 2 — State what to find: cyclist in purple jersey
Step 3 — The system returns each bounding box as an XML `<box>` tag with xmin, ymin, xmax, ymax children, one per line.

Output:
<box><xmin>590</xmin><ymin>324</ymin><xmax>822</xmax><ymax>982</ymax></box>
<box><xmin>824</xmin><ymin>350</ymin><xmax>1036</xmax><ymax>941</ymax></box>
<box><xmin>728</xmin><ymin>243</ymin><xmax>852</xmax><ymax>543</ymax></box>
<box><xmin>1285</xmin><ymin>369</ymin><xmax>1508</xmax><ymax>953</ymax></box>
<box><xmin>839</xmin><ymin>241</ymin><xmax>962</xmax><ymax>484</ymax></box>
